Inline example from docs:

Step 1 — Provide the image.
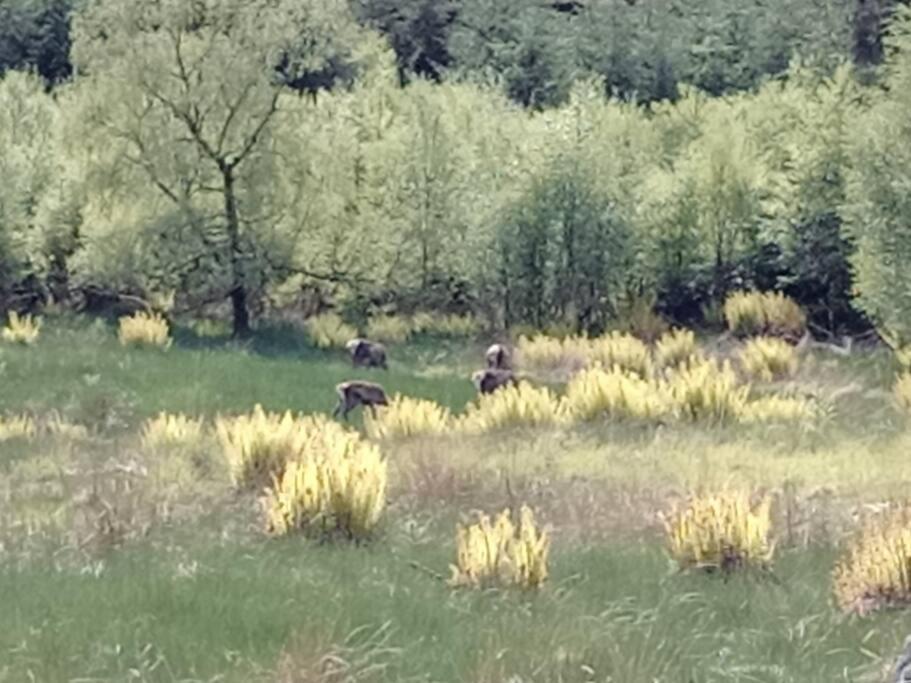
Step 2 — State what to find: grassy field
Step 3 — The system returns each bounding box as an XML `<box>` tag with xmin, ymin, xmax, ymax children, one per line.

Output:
<box><xmin>2</xmin><ymin>315</ymin><xmax>911</xmax><ymax>682</ymax></box>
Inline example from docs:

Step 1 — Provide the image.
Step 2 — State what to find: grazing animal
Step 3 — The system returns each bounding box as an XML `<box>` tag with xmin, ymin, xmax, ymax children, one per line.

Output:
<box><xmin>332</xmin><ymin>380</ymin><xmax>390</xmax><ymax>421</ymax></box>
<box><xmin>345</xmin><ymin>338</ymin><xmax>388</xmax><ymax>369</ymax></box>
<box><xmin>471</xmin><ymin>368</ymin><xmax>518</xmax><ymax>395</ymax></box>
<box><xmin>485</xmin><ymin>343</ymin><xmax>511</xmax><ymax>370</ymax></box>
<box><xmin>893</xmin><ymin>636</ymin><xmax>911</xmax><ymax>682</ymax></box>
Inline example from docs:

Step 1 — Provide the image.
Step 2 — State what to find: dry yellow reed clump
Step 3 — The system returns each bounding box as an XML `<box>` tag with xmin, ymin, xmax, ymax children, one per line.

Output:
<box><xmin>664</xmin><ymin>358</ymin><xmax>749</xmax><ymax>423</ymax></box>
<box><xmin>2</xmin><ymin>311</ymin><xmax>41</xmax><ymax>345</ymax></box>
<box><xmin>140</xmin><ymin>412</ymin><xmax>206</xmax><ymax>449</ymax></box>
<box><xmin>655</xmin><ymin>328</ymin><xmax>700</xmax><ymax>370</ymax></box>
<box><xmin>0</xmin><ymin>414</ymin><xmax>36</xmax><ymax>441</ymax></box>
<box><xmin>723</xmin><ymin>290</ymin><xmax>806</xmax><ymax>339</ymax></box>
<box><xmin>588</xmin><ymin>332</ymin><xmax>653</xmax><ymax>377</ymax></box>
<box><xmin>43</xmin><ymin>412</ymin><xmax>89</xmax><ymax>440</ymax></box>
<box><xmin>366</xmin><ymin>315</ymin><xmax>412</xmax><ymax>344</ymax></box>
<box><xmin>410</xmin><ymin>312</ymin><xmax>480</xmax><ymax>338</ymax></box>
<box><xmin>364</xmin><ymin>394</ymin><xmax>452</xmax><ymax>440</ymax></box>
<box><xmin>561</xmin><ymin>365</ymin><xmax>667</xmax><ymax>422</ymax></box>
<box><xmin>833</xmin><ymin>506</ymin><xmax>911</xmax><ymax>615</ymax></box>
<box><xmin>457</xmin><ymin>382</ymin><xmax>563</xmax><ymax>434</ymax></box>
<box><xmin>663</xmin><ymin>491</ymin><xmax>774</xmax><ymax>573</ymax></box>
<box><xmin>895</xmin><ymin>373</ymin><xmax>911</xmax><ymax>415</ymax></box>
<box><xmin>738</xmin><ymin>336</ymin><xmax>799</xmax><ymax>382</ymax></box>
<box><xmin>215</xmin><ymin>405</ymin><xmax>347</xmax><ymax>489</ymax></box>
<box><xmin>305</xmin><ymin>312</ymin><xmax>357</xmax><ymax>350</ymax></box>
<box><xmin>118</xmin><ymin>311</ymin><xmax>172</xmax><ymax>349</ymax></box>
<box><xmin>449</xmin><ymin>505</ymin><xmax>550</xmax><ymax>589</ymax></box>
<box><xmin>263</xmin><ymin>426</ymin><xmax>386</xmax><ymax>540</ymax></box>
<box><xmin>740</xmin><ymin>395</ymin><xmax>816</xmax><ymax>424</ymax></box>
<box><xmin>516</xmin><ymin>334</ymin><xmax>590</xmax><ymax>374</ymax></box>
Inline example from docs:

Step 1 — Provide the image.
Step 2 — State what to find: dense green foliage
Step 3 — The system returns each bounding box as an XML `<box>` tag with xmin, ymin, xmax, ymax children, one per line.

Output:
<box><xmin>2</xmin><ymin>0</ymin><xmax>911</xmax><ymax>339</ymax></box>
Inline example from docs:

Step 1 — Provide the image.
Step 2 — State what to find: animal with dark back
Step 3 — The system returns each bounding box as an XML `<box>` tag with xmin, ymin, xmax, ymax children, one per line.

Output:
<box><xmin>345</xmin><ymin>338</ymin><xmax>387</xmax><ymax>369</ymax></box>
<box><xmin>332</xmin><ymin>380</ymin><xmax>390</xmax><ymax>421</ymax></box>
<box><xmin>471</xmin><ymin>368</ymin><xmax>518</xmax><ymax>395</ymax></box>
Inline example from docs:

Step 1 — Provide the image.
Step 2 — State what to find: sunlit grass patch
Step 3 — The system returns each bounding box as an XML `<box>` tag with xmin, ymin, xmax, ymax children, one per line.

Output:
<box><xmin>304</xmin><ymin>312</ymin><xmax>357</xmax><ymax>350</ymax></box>
<box><xmin>140</xmin><ymin>412</ymin><xmax>206</xmax><ymax>450</ymax></box>
<box><xmin>561</xmin><ymin>365</ymin><xmax>667</xmax><ymax>422</ymax></box>
<box><xmin>366</xmin><ymin>315</ymin><xmax>412</xmax><ymax>344</ymax></box>
<box><xmin>655</xmin><ymin>328</ymin><xmax>700</xmax><ymax>370</ymax></box>
<box><xmin>741</xmin><ymin>395</ymin><xmax>816</xmax><ymax>423</ymax></box>
<box><xmin>2</xmin><ymin>311</ymin><xmax>41</xmax><ymax>345</ymax></box>
<box><xmin>724</xmin><ymin>290</ymin><xmax>806</xmax><ymax>339</ymax></box>
<box><xmin>364</xmin><ymin>394</ymin><xmax>452</xmax><ymax>440</ymax></box>
<box><xmin>738</xmin><ymin>336</ymin><xmax>799</xmax><ymax>382</ymax></box>
<box><xmin>0</xmin><ymin>414</ymin><xmax>36</xmax><ymax>442</ymax></box>
<box><xmin>118</xmin><ymin>311</ymin><xmax>172</xmax><ymax>349</ymax></box>
<box><xmin>457</xmin><ymin>382</ymin><xmax>564</xmax><ymax>434</ymax></box>
<box><xmin>664</xmin><ymin>358</ymin><xmax>749</xmax><ymax>423</ymax></box>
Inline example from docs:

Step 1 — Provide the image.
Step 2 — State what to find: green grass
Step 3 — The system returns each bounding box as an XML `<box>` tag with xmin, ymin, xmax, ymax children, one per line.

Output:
<box><xmin>2</xmin><ymin>316</ymin><xmax>911</xmax><ymax>681</ymax></box>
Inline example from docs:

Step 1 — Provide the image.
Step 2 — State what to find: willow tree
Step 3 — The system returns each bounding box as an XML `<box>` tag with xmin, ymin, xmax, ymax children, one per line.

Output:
<box><xmin>69</xmin><ymin>0</ymin><xmax>368</xmax><ymax>335</ymax></box>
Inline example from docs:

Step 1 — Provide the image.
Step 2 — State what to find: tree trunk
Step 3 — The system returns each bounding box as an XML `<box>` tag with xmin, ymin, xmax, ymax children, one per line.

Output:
<box><xmin>222</xmin><ymin>166</ymin><xmax>251</xmax><ymax>337</ymax></box>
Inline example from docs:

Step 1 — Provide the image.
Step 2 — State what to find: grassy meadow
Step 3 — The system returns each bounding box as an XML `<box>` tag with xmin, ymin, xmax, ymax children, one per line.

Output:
<box><xmin>2</xmin><ymin>314</ymin><xmax>911</xmax><ymax>682</ymax></box>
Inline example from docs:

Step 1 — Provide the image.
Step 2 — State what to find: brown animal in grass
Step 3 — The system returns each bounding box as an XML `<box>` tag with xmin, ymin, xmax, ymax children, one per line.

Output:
<box><xmin>345</xmin><ymin>338</ymin><xmax>388</xmax><ymax>369</ymax></box>
<box><xmin>471</xmin><ymin>368</ymin><xmax>518</xmax><ymax>395</ymax></box>
<box><xmin>332</xmin><ymin>380</ymin><xmax>390</xmax><ymax>421</ymax></box>
<box><xmin>485</xmin><ymin>343</ymin><xmax>511</xmax><ymax>370</ymax></box>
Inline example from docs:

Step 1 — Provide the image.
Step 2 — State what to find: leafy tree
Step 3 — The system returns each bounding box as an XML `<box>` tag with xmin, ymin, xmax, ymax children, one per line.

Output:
<box><xmin>68</xmin><ymin>0</ymin><xmax>374</xmax><ymax>335</ymax></box>
<box><xmin>0</xmin><ymin>0</ymin><xmax>73</xmax><ymax>85</ymax></box>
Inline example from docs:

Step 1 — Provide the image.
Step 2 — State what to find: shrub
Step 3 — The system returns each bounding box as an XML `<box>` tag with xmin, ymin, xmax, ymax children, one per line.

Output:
<box><xmin>2</xmin><ymin>311</ymin><xmax>41</xmax><ymax>345</ymax></box>
<box><xmin>457</xmin><ymin>382</ymin><xmax>563</xmax><ymax>434</ymax></box>
<box><xmin>833</xmin><ymin>506</ymin><xmax>911</xmax><ymax>615</ymax></box>
<box><xmin>723</xmin><ymin>291</ymin><xmax>806</xmax><ymax>339</ymax></box>
<box><xmin>0</xmin><ymin>414</ymin><xmax>36</xmax><ymax>441</ymax></box>
<box><xmin>516</xmin><ymin>334</ymin><xmax>590</xmax><ymax>375</ymax></box>
<box><xmin>140</xmin><ymin>412</ymin><xmax>206</xmax><ymax>449</ymax></box>
<box><xmin>215</xmin><ymin>405</ymin><xmax>347</xmax><ymax>489</ymax></box>
<box><xmin>305</xmin><ymin>312</ymin><xmax>357</xmax><ymax>350</ymax></box>
<box><xmin>188</xmin><ymin>318</ymin><xmax>231</xmax><ymax>338</ymax></box>
<box><xmin>449</xmin><ymin>505</ymin><xmax>550</xmax><ymax>589</ymax></box>
<box><xmin>410</xmin><ymin>312</ymin><xmax>480</xmax><ymax>338</ymax></box>
<box><xmin>614</xmin><ymin>293</ymin><xmax>669</xmax><ymax>343</ymax></box>
<box><xmin>561</xmin><ymin>366</ymin><xmax>667</xmax><ymax>422</ymax></box>
<box><xmin>738</xmin><ymin>337</ymin><xmax>799</xmax><ymax>382</ymax></box>
<box><xmin>364</xmin><ymin>394</ymin><xmax>452</xmax><ymax>440</ymax></box>
<box><xmin>118</xmin><ymin>311</ymin><xmax>172</xmax><ymax>349</ymax></box>
<box><xmin>366</xmin><ymin>315</ymin><xmax>412</xmax><ymax>344</ymax></box>
<box><xmin>588</xmin><ymin>332</ymin><xmax>653</xmax><ymax>377</ymax></box>
<box><xmin>262</xmin><ymin>427</ymin><xmax>386</xmax><ymax>540</ymax></box>
<box><xmin>655</xmin><ymin>328</ymin><xmax>700</xmax><ymax>370</ymax></box>
<box><xmin>740</xmin><ymin>395</ymin><xmax>816</xmax><ymax>423</ymax></box>
<box><xmin>662</xmin><ymin>491</ymin><xmax>775</xmax><ymax>573</ymax></box>
<box><xmin>895</xmin><ymin>373</ymin><xmax>911</xmax><ymax>414</ymax></box>
<box><xmin>664</xmin><ymin>359</ymin><xmax>749</xmax><ymax>423</ymax></box>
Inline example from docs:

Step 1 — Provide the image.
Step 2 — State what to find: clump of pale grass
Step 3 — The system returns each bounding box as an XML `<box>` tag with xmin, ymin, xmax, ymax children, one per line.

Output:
<box><xmin>305</xmin><ymin>312</ymin><xmax>357</xmax><ymax>350</ymax></box>
<box><xmin>263</xmin><ymin>426</ymin><xmax>386</xmax><ymax>540</ymax></box>
<box><xmin>118</xmin><ymin>311</ymin><xmax>172</xmax><ymax>349</ymax></box>
<box><xmin>833</xmin><ymin>505</ymin><xmax>911</xmax><ymax>615</ymax></box>
<box><xmin>741</xmin><ymin>395</ymin><xmax>816</xmax><ymax>423</ymax></box>
<box><xmin>410</xmin><ymin>312</ymin><xmax>480</xmax><ymax>338</ymax></box>
<box><xmin>662</xmin><ymin>491</ymin><xmax>775</xmax><ymax>573</ymax></box>
<box><xmin>140</xmin><ymin>412</ymin><xmax>206</xmax><ymax>450</ymax></box>
<box><xmin>2</xmin><ymin>311</ymin><xmax>41</xmax><ymax>345</ymax></box>
<box><xmin>589</xmin><ymin>332</ymin><xmax>653</xmax><ymax>377</ymax></box>
<box><xmin>723</xmin><ymin>290</ymin><xmax>806</xmax><ymax>339</ymax></box>
<box><xmin>364</xmin><ymin>394</ymin><xmax>452</xmax><ymax>440</ymax></box>
<box><xmin>449</xmin><ymin>505</ymin><xmax>550</xmax><ymax>589</ymax></box>
<box><xmin>366</xmin><ymin>315</ymin><xmax>412</xmax><ymax>344</ymax></box>
<box><xmin>664</xmin><ymin>358</ymin><xmax>749</xmax><ymax>423</ymax></box>
<box><xmin>655</xmin><ymin>328</ymin><xmax>700</xmax><ymax>370</ymax></box>
<box><xmin>738</xmin><ymin>336</ymin><xmax>799</xmax><ymax>382</ymax></box>
<box><xmin>516</xmin><ymin>334</ymin><xmax>590</xmax><ymax>375</ymax></box>
<box><xmin>0</xmin><ymin>414</ymin><xmax>36</xmax><ymax>441</ymax></box>
<box><xmin>215</xmin><ymin>405</ymin><xmax>348</xmax><ymax>489</ymax></box>
<box><xmin>43</xmin><ymin>412</ymin><xmax>89</xmax><ymax>440</ymax></box>
<box><xmin>457</xmin><ymin>382</ymin><xmax>564</xmax><ymax>434</ymax></box>
<box><xmin>894</xmin><ymin>373</ymin><xmax>911</xmax><ymax>415</ymax></box>
<box><xmin>561</xmin><ymin>365</ymin><xmax>667</xmax><ymax>422</ymax></box>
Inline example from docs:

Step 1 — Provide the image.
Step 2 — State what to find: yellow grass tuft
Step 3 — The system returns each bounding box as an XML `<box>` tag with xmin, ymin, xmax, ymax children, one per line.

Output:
<box><xmin>740</xmin><ymin>395</ymin><xmax>816</xmax><ymax>423</ymax></box>
<box><xmin>516</xmin><ymin>332</ymin><xmax>651</xmax><ymax>377</ymax></box>
<box><xmin>0</xmin><ymin>414</ymin><xmax>36</xmax><ymax>442</ymax></box>
<box><xmin>263</xmin><ymin>426</ymin><xmax>386</xmax><ymax>540</ymax></box>
<box><xmin>44</xmin><ymin>412</ymin><xmax>89</xmax><ymax>440</ymax></box>
<box><xmin>833</xmin><ymin>506</ymin><xmax>911</xmax><ymax>615</ymax></box>
<box><xmin>449</xmin><ymin>505</ymin><xmax>550</xmax><ymax>589</ymax></box>
<box><xmin>366</xmin><ymin>315</ymin><xmax>412</xmax><ymax>344</ymax></box>
<box><xmin>894</xmin><ymin>373</ymin><xmax>911</xmax><ymax>414</ymax></box>
<box><xmin>140</xmin><ymin>412</ymin><xmax>206</xmax><ymax>450</ymax></box>
<box><xmin>410</xmin><ymin>312</ymin><xmax>480</xmax><ymax>338</ymax></box>
<box><xmin>2</xmin><ymin>311</ymin><xmax>41</xmax><ymax>345</ymax></box>
<box><xmin>364</xmin><ymin>394</ymin><xmax>452</xmax><ymax>440</ymax></box>
<box><xmin>118</xmin><ymin>311</ymin><xmax>172</xmax><ymax>349</ymax></box>
<box><xmin>664</xmin><ymin>358</ymin><xmax>749</xmax><ymax>423</ymax></box>
<box><xmin>215</xmin><ymin>405</ymin><xmax>348</xmax><ymax>489</ymax></box>
<box><xmin>561</xmin><ymin>365</ymin><xmax>667</xmax><ymax>422</ymax></box>
<box><xmin>723</xmin><ymin>290</ymin><xmax>806</xmax><ymax>339</ymax></box>
<box><xmin>662</xmin><ymin>491</ymin><xmax>775</xmax><ymax>573</ymax></box>
<box><xmin>305</xmin><ymin>312</ymin><xmax>357</xmax><ymax>349</ymax></box>
<box><xmin>589</xmin><ymin>332</ymin><xmax>653</xmax><ymax>377</ymax></box>
<box><xmin>457</xmin><ymin>382</ymin><xmax>563</xmax><ymax>434</ymax></box>
<box><xmin>738</xmin><ymin>336</ymin><xmax>799</xmax><ymax>382</ymax></box>
<box><xmin>655</xmin><ymin>328</ymin><xmax>700</xmax><ymax>370</ymax></box>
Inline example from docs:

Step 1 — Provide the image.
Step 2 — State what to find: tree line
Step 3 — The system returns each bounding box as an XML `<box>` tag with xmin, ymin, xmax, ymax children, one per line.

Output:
<box><xmin>1</xmin><ymin>0</ymin><xmax>911</xmax><ymax>349</ymax></box>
